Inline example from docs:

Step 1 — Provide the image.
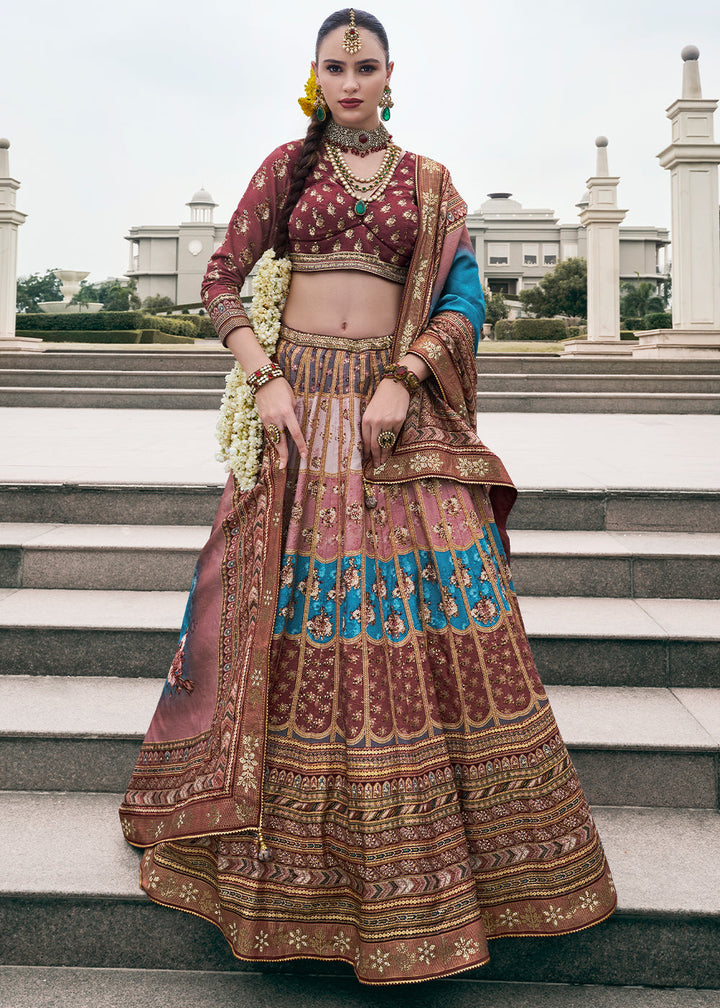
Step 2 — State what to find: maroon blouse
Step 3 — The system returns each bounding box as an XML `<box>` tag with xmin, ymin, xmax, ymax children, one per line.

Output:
<box><xmin>288</xmin><ymin>149</ymin><xmax>418</xmax><ymax>285</ymax></box>
<box><xmin>201</xmin><ymin>141</ymin><xmax>419</xmax><ymax>344</ymax></box>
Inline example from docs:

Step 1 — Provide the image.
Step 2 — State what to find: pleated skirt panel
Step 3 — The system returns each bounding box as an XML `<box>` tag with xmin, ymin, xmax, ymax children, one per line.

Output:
<box><xmin>140</xmin><ymin>325</ymin><xmax>616</xmax><ymax>984</ymax></box>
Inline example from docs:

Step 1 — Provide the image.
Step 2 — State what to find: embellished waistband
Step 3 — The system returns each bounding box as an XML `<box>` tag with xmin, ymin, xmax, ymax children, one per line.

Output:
<box><xmin>279</xmin><ymin>323</ymin><xmax>392</xmax><ymax>353</ymax></box>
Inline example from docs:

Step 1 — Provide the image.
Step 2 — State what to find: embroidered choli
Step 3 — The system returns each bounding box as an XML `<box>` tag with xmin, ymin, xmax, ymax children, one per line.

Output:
<box><xmin>288</xmin><ymin>149</ymin><xmax>418</xmax><ymax>285</ymax></box>
<box><xmin>201</xmin><ymin>141</ymin><xmax>419</xmax><ymax>344</ymax></box>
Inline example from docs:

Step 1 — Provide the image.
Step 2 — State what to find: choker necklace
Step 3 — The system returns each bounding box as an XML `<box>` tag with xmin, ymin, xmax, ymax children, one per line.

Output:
<box><xmin>325</xmin><ymin>120</ymin><xmax>392</xmax><ymax>157</ymax></box>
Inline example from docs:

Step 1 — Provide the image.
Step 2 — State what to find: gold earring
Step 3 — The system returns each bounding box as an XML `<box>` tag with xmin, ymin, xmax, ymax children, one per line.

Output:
<box><xmin>379</xmin><ymin>85</ymin><xmax>393</xmax><ymax>122</ymax></box>
<box><xmin>314</xmin><ymin>83</ymin><xmax>328</xmax><ymax>122</ymax></box>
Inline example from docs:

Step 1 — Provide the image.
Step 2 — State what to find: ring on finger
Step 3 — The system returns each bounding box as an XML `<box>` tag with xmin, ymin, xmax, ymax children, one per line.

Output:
<box><xmin>377</xmin><ymin>429</ymin><xmax>396</xmax><ymax>449</ymax></box>
<box><xmin>265</xmin><ymin>424</ymin><xmax>282</xmax><ymax>445</ymax></box>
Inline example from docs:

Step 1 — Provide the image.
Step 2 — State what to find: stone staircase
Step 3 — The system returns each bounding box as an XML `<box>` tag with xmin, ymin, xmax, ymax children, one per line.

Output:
<box><xmin>0</xmin><ymin>473</ymin><xmax>718</xmax><ymax>1005</ymax></box>
<box><xmin>0</xmin><ymin>342</ymin><xmax>718</xmax><ymax>1004</ymax></box>
<box><xmin>1</xmin><ymin>346</ymin><xmax>719</xmax><ymax>412</ymax></box>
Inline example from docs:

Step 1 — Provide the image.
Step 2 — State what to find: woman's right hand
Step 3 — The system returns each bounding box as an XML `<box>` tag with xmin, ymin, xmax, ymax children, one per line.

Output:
<box><xmin>254</xmin><ymin>377</ymin><xmax>308</xmax><ymax>471</ymax></box>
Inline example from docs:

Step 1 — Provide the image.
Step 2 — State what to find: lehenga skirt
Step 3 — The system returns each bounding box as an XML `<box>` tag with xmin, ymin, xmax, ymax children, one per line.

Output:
<box><xmin>131</xmin><ymin>324</ymin><xmax>616</xmax><ymax>984</ymax></box>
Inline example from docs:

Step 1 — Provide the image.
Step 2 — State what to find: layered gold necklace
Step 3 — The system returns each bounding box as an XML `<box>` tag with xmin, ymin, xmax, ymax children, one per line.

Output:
<box><xmin>325</xmin><ymin>141</ymin><xmax>402</xmax><ymax>216</ymax></box>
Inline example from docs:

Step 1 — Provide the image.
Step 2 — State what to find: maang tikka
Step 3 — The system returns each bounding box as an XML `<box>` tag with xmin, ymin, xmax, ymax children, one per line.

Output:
<box><xmin>343</xmin><ymin>9</ymin><xmax>362</xmax><ymax>54</ymax></box>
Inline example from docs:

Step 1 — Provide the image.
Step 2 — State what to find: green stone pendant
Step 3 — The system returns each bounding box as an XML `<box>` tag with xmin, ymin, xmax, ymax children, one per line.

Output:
<box><xmin>355</xmin><ymin>200</ymin><xmax>367</xmax><ymax>215</ymax></box>
<box><xmin>381</xmin><ymin>106</ymin><xmax>391</xmax><ymax>122</ymax></box>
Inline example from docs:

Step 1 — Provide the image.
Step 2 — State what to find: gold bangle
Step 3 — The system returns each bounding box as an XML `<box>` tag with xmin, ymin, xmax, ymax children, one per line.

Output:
<box><xmin>382</xmin><ymin>363</ymin><xmax>421</xmax><ymax>394</ymax></box>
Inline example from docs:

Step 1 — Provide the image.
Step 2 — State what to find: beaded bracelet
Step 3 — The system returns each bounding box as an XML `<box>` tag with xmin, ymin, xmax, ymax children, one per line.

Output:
<box><xmin>247</xmin><ymin>363</ymin><xmax>284</xmax><ymax>395</ymax></box>
<box><xmin>382</xmin><ymin>363</ymin><xmax>421</xmax><ymax>395</ymax></box>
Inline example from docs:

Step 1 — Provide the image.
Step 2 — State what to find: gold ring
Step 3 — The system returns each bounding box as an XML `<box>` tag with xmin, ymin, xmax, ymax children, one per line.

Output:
<box><xmin>266</xmin><ymin>424</ymin><xmax>281</xmax><ymax>445</ymax></box>
<box><xmin>377</xmin><ymin>429</ymin><xmax>396</xmax><ymax>449</ymax></box>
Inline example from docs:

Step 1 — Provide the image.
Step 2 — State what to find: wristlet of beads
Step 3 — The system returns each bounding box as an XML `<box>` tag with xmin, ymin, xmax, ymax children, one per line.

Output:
<box><xmin>382</xmin><ymin>363</ymin><xmax>421</xmax><ymax>394</ymax></box>
<box><xmin>247</xmin><ymin>363</ymin><xmax>284</xmax><ymax>395</ymax></box>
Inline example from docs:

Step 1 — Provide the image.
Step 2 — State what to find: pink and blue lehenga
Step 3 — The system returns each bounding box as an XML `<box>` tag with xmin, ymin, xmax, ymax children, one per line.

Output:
<box><xmin>120</xmin><ymin>152</ymin><xmax>616</xmax><ymax>984</ymax></box>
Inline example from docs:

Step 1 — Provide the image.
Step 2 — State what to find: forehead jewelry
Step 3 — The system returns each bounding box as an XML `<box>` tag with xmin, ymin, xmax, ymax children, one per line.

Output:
<box><xmin>343</xmin><ymin>9</ymin><xmax>362</xmax><ymax>54</ymax></box>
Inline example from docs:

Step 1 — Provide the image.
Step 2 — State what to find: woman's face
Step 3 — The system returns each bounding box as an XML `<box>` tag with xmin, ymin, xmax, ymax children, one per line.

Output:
<box><xmin>313</xmin><ymin>25</ymin><xmax>393</xmax><ymax>132</ymax></box>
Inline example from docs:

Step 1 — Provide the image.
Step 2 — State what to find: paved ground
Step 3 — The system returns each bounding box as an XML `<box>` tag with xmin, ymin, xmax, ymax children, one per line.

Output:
<box><xmin>2</xmin><ymin>408</ymin><xmax>719</xmax><ymax>489</ymax></box>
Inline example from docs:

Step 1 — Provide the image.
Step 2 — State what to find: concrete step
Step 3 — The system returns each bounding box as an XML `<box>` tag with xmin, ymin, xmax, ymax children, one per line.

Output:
<box><xmin>3</xmin><ymin>369</ymin><xmax>717</xmax><ymax>395</ymax></box>
<box><xmin>510</xmin><ymin>530</ymin><xmax>720</xmax><ymax>598</ymax></box>
<box><xmin>0</xmin><ymin>387</ymin><xmax>224</xmax><ymax>409</ymax></box>
<box><xmin>3</xmin><ymin>524</ymin><xmax>718</xmax><ymax>597</ymax></box>
<box><xmin>0</xmin><ymin>483</ymin><xmax>224</xmax><ymax>526</ymax></box>
<box><xmin>1</xmin><ymin>590</ymin><xmax>717</xmax><ymax>688</ymax></box>
<box><xmin>474</xmin><ymin>391</ymin><xmax>720</xmax><ymax>414</ymax></box>
<box><xmin>3</xmin><ymin>386</ymin><xmax>719</xmax><ymax>411</ymax></box>
<box><xmin>477</xmin><ymin>373</ymin><xmax>720</xmax><ymax>393</ymax></box>
<box><xmin>1</xmin><ymin>793</ymin><xmax>717</xmax><ymax>988</ymax></box>
<box><xmin>1</xmin><ymin>968</ymin><xmax>718</xmax><ymax>1008</ymax></box>
<box><xmin>1</xmin><ymin>484</ymin><xmax>718</xmax><ymax>532</ymax></box>
<box><xmin>475</xmin><ymin>355</ymin><xmax>720</xmax><ymax>375</ymax></box>
<box><xmin>0</xmin><ymin>523</ymin><xmax>207</xmax><ymax>591</ymax></box>
<box><xmin>0</xmin><ymin>348</ymin><xmax>229</xmax><ymax>371</ymax></box>
<box><xmin>6</xmin><ymin>348</ymin><xmax>720</xmax><ymax>374</ymax></box>
<box><xmin>0</xmin><ymin>368</ymin><xmax>228</xmax><ymax>389</ymax></box>
<box><xmin>0</xmin><ymin>678</ymin><xmax>717</xmax><ymax>806</ymax></box>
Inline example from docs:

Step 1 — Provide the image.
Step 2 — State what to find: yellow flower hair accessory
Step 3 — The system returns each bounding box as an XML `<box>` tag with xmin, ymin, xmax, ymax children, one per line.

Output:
<box><xmin>298</xmin><ymin>66</ymin><xmax>317</xmax><ymax>117</ymax></box>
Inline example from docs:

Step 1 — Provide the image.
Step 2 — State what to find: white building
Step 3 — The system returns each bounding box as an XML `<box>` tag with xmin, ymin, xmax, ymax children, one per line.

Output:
<box><xmin>125</xmin><ymin>188</ymin><xmax>223</xmax><ymax>305</ymax></box>
<box><xmin>468</xmin><ymin>193</ymin><xmax>669</xmax><ymax>298</ymax></box>
<box><xmin>125</xmin><ymin>187</ymin><xmax>670</xmax><ymax>306</ymax></box>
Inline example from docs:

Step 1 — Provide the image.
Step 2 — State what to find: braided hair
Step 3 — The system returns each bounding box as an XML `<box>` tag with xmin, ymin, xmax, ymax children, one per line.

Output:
<box><xmin>274</xmin><ymin>9</ymin><xmax>390</xmax><ymax>257</ymax></box>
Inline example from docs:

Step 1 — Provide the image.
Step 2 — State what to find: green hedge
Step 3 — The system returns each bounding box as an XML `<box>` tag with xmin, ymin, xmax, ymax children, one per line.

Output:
<box><xmin>493</xmin><ymin>320</ymin><xmax>514</xmax><ymax>340</ymax></box>
<box><xmin>643</xmin><ymin>312</ymin><xmax>672</xmax><ymax>329</ymax></box>
<box><xmin>621</xmin><ymin>317</ymin><xmax>644</xmax><ymax>330</ymax></box>
<box><xmin>495</xmin><ymin>318</ymin><xmax>568</xmax><ymax>341</ymax></box>
<box><xmin>182</xmin><ymin>314</ymin><xmax>218</xmax><ymax>339</ymax></box>
<box><xmin>16</xmin><ymin>312</ymin><xmax>195</xmax><ymax>337</ymax></box>
<box><xmin>19</xmin><ymin>329</ymin><xmax>194</xmax><ymax>345</ymax></box>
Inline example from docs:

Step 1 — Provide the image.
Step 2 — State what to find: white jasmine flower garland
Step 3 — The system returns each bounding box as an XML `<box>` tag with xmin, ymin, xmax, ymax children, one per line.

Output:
<box><xmin>216</xmin><ymin>250</ymin><xmax>293</xmax><ymax>490</ymax></box>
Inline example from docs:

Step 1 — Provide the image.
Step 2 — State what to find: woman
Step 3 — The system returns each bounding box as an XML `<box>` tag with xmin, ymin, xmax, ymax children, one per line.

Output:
<box><xmin>120</xmin><ymin>8</ymin><xmax>616</xmax><ymax>985</ymax></box>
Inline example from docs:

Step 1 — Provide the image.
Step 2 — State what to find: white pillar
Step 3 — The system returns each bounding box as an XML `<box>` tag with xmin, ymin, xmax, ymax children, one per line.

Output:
<box><xmin>634</xmin><ymin>46</ymin><xmax>720</xmax><ymax>358</ymax></box>
<box><xmin>0</xmin><ymin>139</ymin><xmax>40</xmax><ymax>351</ymax></box>
<box><xmin>563</xmin><ymin>137</ymin><xmax>630</xmax><ymax>356</ymax></box>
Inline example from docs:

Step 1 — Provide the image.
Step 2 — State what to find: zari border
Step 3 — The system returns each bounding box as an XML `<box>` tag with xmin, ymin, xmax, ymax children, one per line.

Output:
<box><xmin>290</xmin><ymin>251</ymin><xmax>408</xmax><ymax>286</ymax></box>
<box><xmin>138</xmin><ymin>851</ymin><xmax>616</xmax><ymax>986</ymax></box>
<box><xmin>279</xmin><ymin>323</ymin><xmax>392</xmax><ymax>353</ymax></box>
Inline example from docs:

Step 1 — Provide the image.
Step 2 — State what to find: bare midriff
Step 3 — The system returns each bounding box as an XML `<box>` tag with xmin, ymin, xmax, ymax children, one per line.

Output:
<box><xmin>282</xmin><ymin>270</ymin><xmax>403</xmax><ymax>339</ymax></box>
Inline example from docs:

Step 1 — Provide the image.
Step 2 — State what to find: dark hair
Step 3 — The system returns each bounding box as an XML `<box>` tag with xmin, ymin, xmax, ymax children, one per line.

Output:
<box><xmin>274</xmin><ymin>9</ymin><xmax>389</xmax><ymax>256</ymax></box>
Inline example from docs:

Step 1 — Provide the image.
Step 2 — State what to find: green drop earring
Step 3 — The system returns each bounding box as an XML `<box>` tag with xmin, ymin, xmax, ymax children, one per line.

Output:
<box><xmin>314</xmin><ymin>84</ymin><xmax>328</xmax><ymax>122</ymax></box>
<box><xmin>379</xmin><ymin>85</ymin><xmax>394</xmax><ymax>122</ymax></box>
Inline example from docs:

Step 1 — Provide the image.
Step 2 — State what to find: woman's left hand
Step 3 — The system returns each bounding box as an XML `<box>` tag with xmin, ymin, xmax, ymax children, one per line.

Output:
<box><xmin>362</xmin><ymin>379</ymin><xmax>410</xmax><ymax>467</ymax></box>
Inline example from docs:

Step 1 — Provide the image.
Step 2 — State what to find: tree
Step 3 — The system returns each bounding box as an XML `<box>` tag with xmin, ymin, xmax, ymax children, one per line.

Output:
<box><xmin>16</xmin><ymin>270</ymin><xmax>62</xmax><ymax>312</ymax></box>
<box><xmin>518</xmin><ymin>257</ymin><xmax>587</xmax><ymax>318</ymax></box>
<box><xmin>70</xmin><ymin>277</ymin><xmax>141</xmax><ymax>311</ymax></box>
<box><xmin>142</xmin><ymin>295</ymin><xmax>175</xmax><ymax>314</ymax></box>
<box><xmin>620</xmin><ymin>281</ymin><xmax>663</xmax><ymax>319</ymax></box>
<box><xmin>104</xmin><ymin>280</ymin><xmax>141</xmax><ymax>311</ymax></box>
<box><xmin>482</xmin><ymin>287</ymin><xmax>508</xmax><ymax>328</ymax></box>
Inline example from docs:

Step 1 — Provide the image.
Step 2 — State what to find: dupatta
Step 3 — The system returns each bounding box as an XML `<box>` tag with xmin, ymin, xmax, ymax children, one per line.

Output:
<box><xmin>366</xmin><ymin>155</ymin><xmax>517</xmax><ymax>554</ymax></box>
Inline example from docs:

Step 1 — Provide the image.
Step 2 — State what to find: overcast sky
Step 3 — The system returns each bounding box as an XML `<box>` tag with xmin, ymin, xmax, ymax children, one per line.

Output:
<box><xmin>4</xmin><ymin>0</ymin><xmax>720</xmax><ymax>282</ymax></box>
